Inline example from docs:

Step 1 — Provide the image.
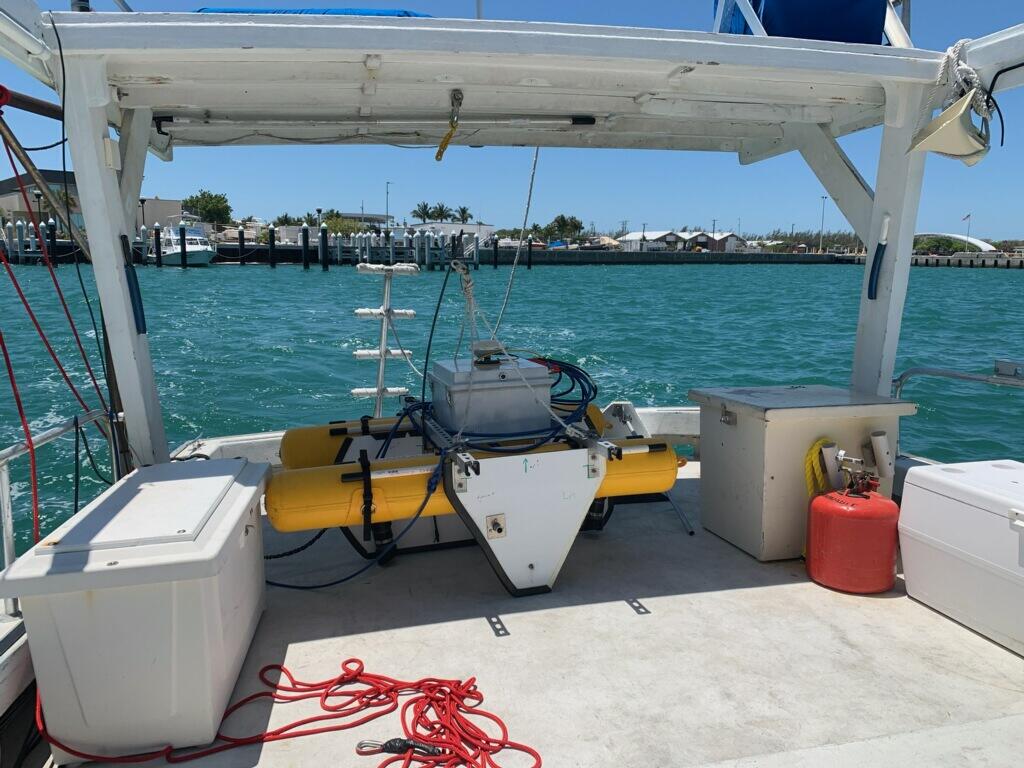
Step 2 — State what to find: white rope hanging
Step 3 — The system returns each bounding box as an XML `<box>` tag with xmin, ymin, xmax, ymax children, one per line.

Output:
<box><xmin>916</xmin><ymin>39</ymin><xmax>992</xmax><ymax>135</ymax></box>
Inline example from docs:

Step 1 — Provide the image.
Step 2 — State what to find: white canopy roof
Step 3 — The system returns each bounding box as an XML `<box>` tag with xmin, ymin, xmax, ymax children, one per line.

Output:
<box><xmin>0</xmin><ymin>9</ymin><xmax>1020</xmax><ymax>163</ymax></box>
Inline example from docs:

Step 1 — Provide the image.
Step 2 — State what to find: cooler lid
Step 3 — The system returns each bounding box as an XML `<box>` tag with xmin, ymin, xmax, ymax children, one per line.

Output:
<box><xmin>904</xmin><ymin>460</ymin><xmax>1024</xmax><ymax>519</ymax></box>
<box><xmin>688</xmin><ymin>385</ymin><xmax>916</xmax><ymax>421</ymax></box>
<box><xmin>39</xmin><ymin>459</ymin><xmax>244</xmax><ymax>555</ymax></box>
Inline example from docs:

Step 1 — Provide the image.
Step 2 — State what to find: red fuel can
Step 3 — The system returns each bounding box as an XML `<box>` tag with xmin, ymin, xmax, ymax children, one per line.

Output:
<box><xmin>806</xmin><ymin>485</ymin><xmax>899</xmax><ymax>594</ymax></box>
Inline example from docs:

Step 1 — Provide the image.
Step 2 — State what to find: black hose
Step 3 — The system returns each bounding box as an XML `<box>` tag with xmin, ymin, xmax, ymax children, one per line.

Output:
<box><xmin>264</xmin><ymin>528</ymin><xmax>327</xmax><ymax>560</ymax></box>
<box><xmin>72</xmin><ymin>415</ymin><xmax>80</xmax><ymax>512</ymax></box>
<box><xmin>420</xmin><ymin>258</ymin><xmax>454</xmax><ymax>405</ymax></box>
<box><xmin>266</xmin><ymin>454</ymin><xmax>446</xmax><ymax>590</ymax></box>
<box><xmin>78</xmin><ymin>424</ymin><xmax>112</xmax><ymax>485</ymax></box>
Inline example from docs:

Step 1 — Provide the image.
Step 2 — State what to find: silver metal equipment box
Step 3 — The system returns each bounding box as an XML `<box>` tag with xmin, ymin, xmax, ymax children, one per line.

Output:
<box><xmin>689</xmin><ymin>385</ymin><xmax>916</xmax><ymax>561</ymax></box>
<box><xmin>429</xmin><ymin>358</ymin><xmax>553</xmax><ymax>436</ymax></box>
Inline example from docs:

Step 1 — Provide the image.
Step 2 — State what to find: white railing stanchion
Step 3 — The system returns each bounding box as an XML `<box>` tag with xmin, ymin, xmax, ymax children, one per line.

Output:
<box><xmin>0</xmin><ymin>464</ymin><xmax>16</xmax><ymax>616</ymax></box>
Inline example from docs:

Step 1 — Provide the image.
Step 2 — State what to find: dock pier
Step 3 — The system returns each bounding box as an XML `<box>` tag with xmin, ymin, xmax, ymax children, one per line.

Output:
<box><xmin>3</xmin><ymin>224</ymin><xmax>1022</xmax><ymax>270</ymax></box>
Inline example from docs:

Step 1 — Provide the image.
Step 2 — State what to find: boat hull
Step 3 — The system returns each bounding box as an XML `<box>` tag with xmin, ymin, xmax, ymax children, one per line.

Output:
<box><xmin>145</xmin><ymin>248</ymin><xmax>216</xmax><ymax>266</ymax></box>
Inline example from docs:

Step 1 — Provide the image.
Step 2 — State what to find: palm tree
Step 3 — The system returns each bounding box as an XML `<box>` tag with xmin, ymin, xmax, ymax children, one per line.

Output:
<box><xmin>412</xmin><ymin>201</ymin><xmax>432</xmax><ymax>223</ymax></box>
<box><xmin>455</xmin><ymin>206</ymin><xmax>473</xmax><ymax>224</ymax></box>
<box><xmin>430</xmin><ymin>203</ymin><xmax>454</xmax><ymax>222</ymax></box>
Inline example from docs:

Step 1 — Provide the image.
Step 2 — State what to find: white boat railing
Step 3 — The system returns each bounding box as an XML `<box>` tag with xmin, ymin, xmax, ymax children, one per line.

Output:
<box><xmin>0</xmin><ymin>408</ymin><xmax>113</xmax><ymax>616</ymax></box>
<box><xmin>892</xmin><ymin>360</ymin><xmax>1024</xmax><ymax>399</ymax></box>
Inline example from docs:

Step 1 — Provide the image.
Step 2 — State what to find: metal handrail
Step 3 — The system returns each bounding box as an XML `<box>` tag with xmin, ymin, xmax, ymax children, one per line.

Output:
<box><xmin>0</xmin><ymin>409</ymin><xmax>114</xmax><ymax>616</ymax></box>
<box><xmin>892</xmin><ymin>360</ymin><xmax>1024</xmax><ymax>399</ymax></box>
<box><xmin>0</xmin><ymin>409</ymin><xmax>108</xmax><ymax>466</ymax></box>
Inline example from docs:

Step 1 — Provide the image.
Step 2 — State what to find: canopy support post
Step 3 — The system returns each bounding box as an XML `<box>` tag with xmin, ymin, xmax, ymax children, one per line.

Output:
<box><xmin>64</xmin><ymin>58</ymin><xmax>168</xmax><ymax>464</ymax></box>
<box><xmin>790</xmin><ymin>122</ymin><xmax>874</xmax><ymax>245</ymax></box>
<box><xmin>118</xmin><ymin>107</ymin><xmax>152</xmax><ymax>235</ymax></box>
<box><xmin>850</xmin><ymin>83</ymin><xmax>927</xmax><ymax>396</ymax></box>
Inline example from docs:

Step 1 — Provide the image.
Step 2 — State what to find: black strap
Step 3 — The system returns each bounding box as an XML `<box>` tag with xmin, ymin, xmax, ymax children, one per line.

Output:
<box><xmin>360</xmin><ymin>415</ymin><xmax>371</xmax><ymax>435</ymax></box>
<box><xmin>333</xmin><ymin>436</ymin><xmax>353</xmax><ymax>465</ymax></box>
<box><xmin>358</xmin><ymin>449</ymin><xmax>373</xmax><ymax>541</ymax></box>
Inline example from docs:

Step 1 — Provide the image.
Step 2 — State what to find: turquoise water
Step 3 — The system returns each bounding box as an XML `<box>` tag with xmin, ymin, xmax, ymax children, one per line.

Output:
<box><xmin>2</xmin><ymin>263</ymin><xmax>1022</xmax><ymax>552</ymax></box>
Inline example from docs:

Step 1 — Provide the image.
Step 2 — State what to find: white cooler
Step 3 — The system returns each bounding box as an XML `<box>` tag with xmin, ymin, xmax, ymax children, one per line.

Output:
<box><xmin>900</xmin><ymin>460</ymin><xmax>1024</xmax><ymax>656</ymax></box>
<box><xmin>0</xmin><ymin>458</ymin><xmax>268</xmax><ymax>764</ymax></box>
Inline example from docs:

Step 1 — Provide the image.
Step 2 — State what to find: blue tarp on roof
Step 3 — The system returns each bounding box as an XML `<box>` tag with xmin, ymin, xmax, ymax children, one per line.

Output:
<box><xmin>713</xmin><ymin>0</ymin><xmax>886</xmax><ymax>45</ymax></box>
<box><xmin>195</xmin><ymin>8</ymin><xmax>431</xmax><ymax>17</ymax></box>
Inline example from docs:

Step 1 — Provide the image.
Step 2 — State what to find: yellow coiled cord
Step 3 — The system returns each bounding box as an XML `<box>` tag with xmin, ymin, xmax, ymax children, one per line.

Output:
<box><xmin>804</xmin><ymin>437</ymin><xmax>834</xmax><ymax>498</ymax></box>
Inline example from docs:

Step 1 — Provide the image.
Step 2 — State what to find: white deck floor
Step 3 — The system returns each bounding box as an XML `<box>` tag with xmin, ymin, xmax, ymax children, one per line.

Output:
<box><xmin>106</xmin><ymin>463</ymin><xmax>1024</xmax><ymax>767</ymax></box>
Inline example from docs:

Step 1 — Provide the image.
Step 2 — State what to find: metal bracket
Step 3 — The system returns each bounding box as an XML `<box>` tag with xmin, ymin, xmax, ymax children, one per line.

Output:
<box><xmin>720</xmin><ymin>405</ymin><xmax>737</xmax><ymax>426</ymax></box>
<box><xmin>626</xmin><ymin>598</ymin><xmax>651</xmax><ymax>615</ymax></box>
<box><xmin>995</xmin><ymin>359</ymin><xmax>1023</xmax><ymax>379</ymax></box>
<box><xmin>452</xmin><ymin>451</ymin><xmax>480</xmax><ymax>493</ymax></box>
<box><xmin>486</xmin><ymin>615</ymin><xmax>510</xmax><ymax>637</ymax></box>
<box><xmin>567</xmin><ymin>425</ymin><xmax>622</xmax><ymax>462</ymax></box>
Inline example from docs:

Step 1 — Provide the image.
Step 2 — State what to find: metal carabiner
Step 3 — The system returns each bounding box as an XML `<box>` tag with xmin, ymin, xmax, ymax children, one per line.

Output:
<box><xmin>356</xmin><ymin>738</ymin><xmax>443</xmax><ymax>756</ymax></box>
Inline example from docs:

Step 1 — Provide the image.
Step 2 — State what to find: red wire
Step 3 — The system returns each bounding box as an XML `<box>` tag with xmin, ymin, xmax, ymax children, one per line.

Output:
<box><xmin>35</xmin><ymin>658</ymin><xmax>541</xmax><ymax>767</ymax></box>
<box><xmin>1</xmin><ymin>136</ymin><xmax>107</xmax><ymax>411</ymax></box>
<box><xmin>0</xmin><ymin>330</ymin><xmax>40</xmax><ymax>542</ymax></box>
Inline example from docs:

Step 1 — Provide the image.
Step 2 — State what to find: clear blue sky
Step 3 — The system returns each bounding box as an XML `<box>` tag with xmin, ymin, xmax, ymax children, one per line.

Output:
<box><xmin>2</xmin><ymin>1</ymin><xmax>1022</xmax><ymax>238</ymax></box>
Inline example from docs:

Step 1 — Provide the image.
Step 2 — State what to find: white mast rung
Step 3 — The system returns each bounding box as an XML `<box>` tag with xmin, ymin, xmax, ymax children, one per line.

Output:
<box><xmin>357</xmin><ymin>263</ymin><xmax>421</xmax><ymax>275</ymax></box>
<box><xmin>351</xmin><ymin>386</ymin><xmax>410</xmax><ymax>398</ymax></box>
<box><xmin>353</xmin><ymin>348</ymin><xmax>412</xmax><ymax>360</ymax></box>
<box><xmin>354</xmin><ymin>308</ymin><xmax>417</xmax><ymax>319</ymax></box>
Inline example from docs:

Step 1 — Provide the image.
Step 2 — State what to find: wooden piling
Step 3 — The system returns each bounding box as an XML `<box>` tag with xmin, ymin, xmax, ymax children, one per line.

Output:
<box><xmin>179</xmin><ymin>224</ymin><xmax>187</xmax><ymax>268</ymax></box>
<box><xmin>493</xmin><ymin>237</ymin><xmax>498</xmax><ymax>268</ymax></box>
<box><xmin>15</xmin><ymin>221</ymin><xmax>25</xmax><ymax>264</ymax></box>
<box><xmin>238</xmin><ymin>226</ymin><xmax>245</xmax><ymax>265</ymax></box>
<box><xmin>153</xmin><ymin>223</ymin><xmax>162</xmax><ymax>267</ymax></box>
<box><xmin>320</xmin><ymin>224</ymin><xmax>329</xmax><ymax>271</ymax></box>
<box><xmin>527</xmin><ymin>238</ymin><xmax>533</xmax><ymax>270</ymax></box>
<box><xmin>47</xmin><ymin>219</ymin><xmax>57</xmax><ymax>266</ymax></box>
<box><xmin>301</xmin><ymin>223</ymin><xmax>310</xmax><ymax>270</ymax></box>
<box><xmin>268</xmin><ymin>225</ymin><xmax>277</xmax><ymax>268</ymax></box>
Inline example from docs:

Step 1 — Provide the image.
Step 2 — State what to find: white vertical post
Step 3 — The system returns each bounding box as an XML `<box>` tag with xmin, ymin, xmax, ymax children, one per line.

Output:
<box><xmin>15</xmin><ymin>220</ymin><xmax>25</xmax><ymax>260</ymax></box>
<box><xmin>118</xmin><ymin>107</ymin><xmax>152</xmax><ymax>235</ymax></box>
<box><xmin>64</xmin><ymin>58</ymin><xmax>169</xmax><ymax>464</ymax></box>
<box><xmin>0</xmin><ymin>464</ymin><xmax>17</xmax><ymax>615</ymax></box>
<box><xmin>851</xmin><ymin>84</ymin><xmax>928</xmax><ymax>396</ymax></box>
<box><xmin>374</xmin><ymin>272</ymin><xmax>394</xmax><ymax>418</ymax></box>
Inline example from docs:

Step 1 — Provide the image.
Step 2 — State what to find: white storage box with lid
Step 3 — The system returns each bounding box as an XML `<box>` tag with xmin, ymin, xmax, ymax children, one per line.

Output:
<box><xmin>428</xmin><ymin>357</ymin><xmax>552</xmax><ymax>435</ymax></box>
<box><xmin>899</xmin><ymin>460</ymin><xmax>1024</xmax><ymax>656</ymax></box>
<box><xmin>0</xmin><ymin>458</ymin><xmax>268</xmax><ymax>764</ymax></box>
<box><xmin>689</xmin><ymin>385</ymin><xmax>916</xmax><ymax>561</ymax></box>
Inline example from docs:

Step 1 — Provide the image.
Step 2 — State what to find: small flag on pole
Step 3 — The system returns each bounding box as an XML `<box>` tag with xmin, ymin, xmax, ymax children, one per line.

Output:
<box><xmin>962</xmin><ymin>213</ymin><xmax>972</xmax><ymax>221</ymax></box>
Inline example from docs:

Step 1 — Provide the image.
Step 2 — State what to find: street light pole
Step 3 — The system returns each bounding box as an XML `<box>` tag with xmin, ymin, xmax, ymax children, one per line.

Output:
<box><xmin>641</xmin><ymin>222</ymin><xmax>647</xmax><ymax>252</ymax></box>
<box><xmin>139</xmin><ymin>198</ymin><xmax>146</xmax><ymax>234</ymax></box>
<box><xmin>385</xmin><ymin>181</ymin><xmax>393</xmax><ymax>229</ymax></box>
<box><xmin>818</xmin><ymin>195</ymin><xmax>828</xmax><ymax>253</ymax></box>
<box><xmin>33</xmin><ymin>188</ymin><xmax>43</xmax><ymax>224</ymax></box>
<box><xmin>316</xmin><ymin>207</ymin><xmax>322</xmax><ymax>227</ymax></box>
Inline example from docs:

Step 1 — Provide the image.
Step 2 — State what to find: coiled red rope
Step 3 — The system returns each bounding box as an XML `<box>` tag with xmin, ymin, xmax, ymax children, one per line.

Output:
<box><xmin>36</xmin><ymin>658</ymin><xmax>541</xmax><ymax>767</ymax></box>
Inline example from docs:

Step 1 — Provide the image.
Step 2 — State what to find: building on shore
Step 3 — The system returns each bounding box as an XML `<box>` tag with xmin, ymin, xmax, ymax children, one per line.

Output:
<box><xmin>139</xmin><ymin>196</ymin><xmax>185</xmax><ymax>232</ymax></box>
<box><xmin>0</xmin><ymin>169</ymin><xmax>86</xmax><ymax>233</ymax></box>
<box><xmin>620</xmin><ymin>229</ymin><xmax>747</xmax><ymax>253</ymax></box>
<box><xmin>619</xmin><ymin>230</ymin><xmax>681</xmax><ymax>251</ymax></box>
<box><xmin>0</xmin><ymin>171</ymin><xmax>188</xmax><ymax>238</ymax></box>
<box><xmin>411</xmin><ymin>220</ymin><xmax>496</xmax><ymax>240</ymax></box>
